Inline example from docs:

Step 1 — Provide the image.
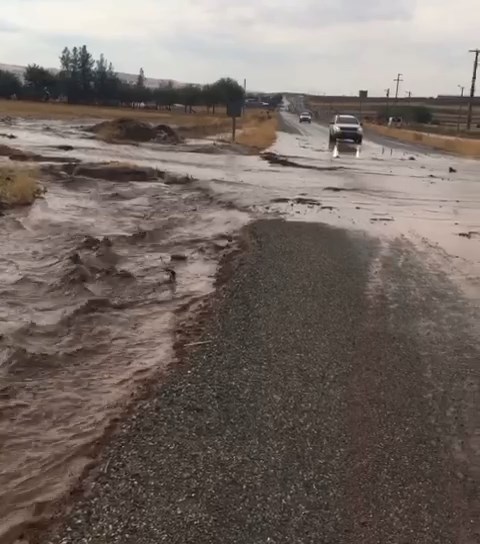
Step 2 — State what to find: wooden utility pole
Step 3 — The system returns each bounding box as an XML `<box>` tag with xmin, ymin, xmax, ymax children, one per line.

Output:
<box><xmin>385</xmin><ymin>88</ymin><xmax>390</xmax><ymax>120</ymax></box>
<box><xmin>466</xmin><ymin>49</ymin><xmax>479</xmax><ymax>130</ymax></box>
<box><xmin>394</xmin><ymin>73</ymin><xmax>403</xmax><ymax>103</ymax></box>
<box><xmin>457</xmin><ymin>85</ymin><xmax>465</xmax><ymax>133</ymax></box>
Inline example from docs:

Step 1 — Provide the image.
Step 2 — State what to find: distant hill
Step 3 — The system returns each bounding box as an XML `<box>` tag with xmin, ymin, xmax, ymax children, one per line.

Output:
<box><xmin>0</xmin><ymin>62</ymin><xmax>184</xmax><ymax>89</ymax></box>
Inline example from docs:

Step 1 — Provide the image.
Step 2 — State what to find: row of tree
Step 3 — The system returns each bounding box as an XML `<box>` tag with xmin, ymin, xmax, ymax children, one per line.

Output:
<box><xmin>0</xmin><ymin>45</ymin><xmax>269</xmax><ymax>111</ymax></box>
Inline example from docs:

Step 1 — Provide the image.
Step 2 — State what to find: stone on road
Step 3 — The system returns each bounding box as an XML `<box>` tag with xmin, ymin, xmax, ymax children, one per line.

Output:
<box><xmin>49</xmin><ymin>220</ymin><xmax>480</xmax><ymax>544</ymax></box>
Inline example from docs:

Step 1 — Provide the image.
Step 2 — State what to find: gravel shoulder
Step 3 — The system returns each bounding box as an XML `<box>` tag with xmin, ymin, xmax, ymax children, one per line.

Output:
<box><xmin>45</xmin><ymin>220</ymin><xmax>479</xmax><ymax>544</ymax></box>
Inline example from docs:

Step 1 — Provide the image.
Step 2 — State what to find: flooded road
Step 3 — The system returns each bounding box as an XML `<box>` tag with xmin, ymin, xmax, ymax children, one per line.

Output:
<box><xmin>1</xmin><ymin>111</ymin><xmax>479</xmax><ymax>541</ymax></box>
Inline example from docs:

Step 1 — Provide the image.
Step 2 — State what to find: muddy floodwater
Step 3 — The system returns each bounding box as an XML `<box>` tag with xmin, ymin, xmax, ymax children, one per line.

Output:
<box><xmin>1</xmin><ymin>111</ymin><xmax>480</xmax><ymax>541</ymax></box>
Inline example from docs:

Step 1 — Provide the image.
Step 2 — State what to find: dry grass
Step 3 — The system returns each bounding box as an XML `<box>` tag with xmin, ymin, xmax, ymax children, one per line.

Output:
<box><xmin>0</xmin><ymin>98</ymin><xmax>273</xmax><ymax>129</ymax></box>
<box><xmin>0</xmin><ymin>166</ymin><xmax>42</xmax><ymax>206</ymax></box>
<box><xmin>0</xmin><ymin>99</ymin><xmax>228</xmax><ymax>123</ymax></box>
<box><xmin>236</xmin><ymin>112</ymin><xmax>278</xmax><ymax>151</ymax></box>
<box><xmin>367</xmin><ymin>124</ymin><xmax>480</xmax><ymax>158</ymax></box>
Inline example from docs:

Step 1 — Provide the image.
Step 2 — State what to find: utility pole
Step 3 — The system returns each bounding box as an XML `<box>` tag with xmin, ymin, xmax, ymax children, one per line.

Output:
<box><xmin>457</xmin><ymin>85</ymin><xmax>465</xmax><ymax>133</ymax></box>
<box><xmin>394</xmin><ymin>73</ymin><xmax>403</xmax><ymax>103</ymax></box>
<box><xmin>385</xmin><ymin>88</ymin><xmax>390</xmax><ymax>122</ymax></box>
<box><xmin>467</xmin><ymin>49</ymin><xmax>479</xmax><ymax>130</ymax></box>
<box><xmin>243</xmin><ymin>78</ymin><xmax>247</xmax><ymax>116</ymax></box>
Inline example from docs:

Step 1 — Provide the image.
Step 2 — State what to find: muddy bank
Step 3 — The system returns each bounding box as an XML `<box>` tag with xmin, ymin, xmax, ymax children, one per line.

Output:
<box><xmin>261</xmin><ymin>151</ymin><xmax>345</xmax><ymax>171</ymax></box>
<box><xmin>0</xmin><ymin>143</ymin><xmax>80</xmax><ymax>164</ymax></box>
<box><xmin>43</xmin><ymin>220</ymin><xmax>480</xmax><ymax>544</ymax></box>
<box><xmin>90</xmin><ymin>118</ymin><xmax>182</xmax><ymax>144</ymax></box>
<box><xmin>0</xmin><ymin>167</ymin><xmax>249</xmax><ymax>544</ymax></box>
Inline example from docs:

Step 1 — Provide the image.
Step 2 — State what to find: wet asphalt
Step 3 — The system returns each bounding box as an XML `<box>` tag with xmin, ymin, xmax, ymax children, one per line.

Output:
<box><xmin>46</xmin><ymin>219</ymin><xmax>480</xmax><ymax>544</ymax></box>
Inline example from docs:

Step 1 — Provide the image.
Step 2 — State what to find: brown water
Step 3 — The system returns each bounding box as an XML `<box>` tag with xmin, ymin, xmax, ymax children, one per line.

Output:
<box><xmin>0</xmin><ymin>123</ymin><xmax>250</xmax><ymax>540</ymax></box>
<box><xmin>1</xmin><ymin>112</ymin><xmax>480</xmax><ymax>541</ymax></box>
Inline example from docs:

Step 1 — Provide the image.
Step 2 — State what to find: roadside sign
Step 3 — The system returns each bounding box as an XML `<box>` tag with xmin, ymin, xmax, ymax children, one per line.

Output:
<box><xmin>359</xmin><ymin>90</ymin><xmax>368</xmax><ymax>99</ymax></box>
<box><xmin>227</xmin><ymin>100</ymin><xmax>244</xmax><ymax>142</ymax></box>
<box><xmin>227</xmin><ymin>100</ymin><xmax>244</xmax><ymax>118</ymax></box>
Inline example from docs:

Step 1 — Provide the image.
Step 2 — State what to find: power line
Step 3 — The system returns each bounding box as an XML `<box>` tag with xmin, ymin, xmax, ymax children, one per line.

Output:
<box><xmin>466</xmin><ymin>49</ymin><xmax>479</xmax><ymax>130</ymax></box>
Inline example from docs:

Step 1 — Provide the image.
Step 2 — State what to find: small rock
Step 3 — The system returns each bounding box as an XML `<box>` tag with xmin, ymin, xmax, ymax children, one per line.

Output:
<box><xmin>164</xmin><ymin>267</ymin><xmax>176</xmax><ymax>283</ymax></box>
<box><xmin>56</xmin><ymin>144</ymin><xmax>74</xmax><ymax>151</ymax></box>
<box><xmin>449</xmin><ymin>166</ymin><xmax>457</xmax><ymax>173</ymax></box>
<box><xmin>80</xmin><ymin>235</ymin><xmax>101</xmax><ymax>250</ymax></box>
<box><xmin>171</xmin><ymin>254</ymin><xmax>188</xmax><ymax>262</ymax></box>
<box><xmin>408</xmin><ymin>156</ymin><xmax>416</xmax><ymax>161</ymax></box>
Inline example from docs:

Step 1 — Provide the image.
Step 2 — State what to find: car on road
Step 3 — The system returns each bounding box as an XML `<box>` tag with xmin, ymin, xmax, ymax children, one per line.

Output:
<box><xmin>299</xmin><ymin>111</ymin><xmax>312</xmax><ymax>123</ymax></box>
<box><xmin>329</xmin><ymin>114</ymin><xmax>363</xmax><ymax>144</ymax></box>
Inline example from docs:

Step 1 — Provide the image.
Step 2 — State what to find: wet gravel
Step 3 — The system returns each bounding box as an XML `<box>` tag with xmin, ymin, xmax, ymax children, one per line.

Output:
<box><xmin>47</xmin><ymin>220</ymin><xmax>480</xmax><ymax>544</ymax></box>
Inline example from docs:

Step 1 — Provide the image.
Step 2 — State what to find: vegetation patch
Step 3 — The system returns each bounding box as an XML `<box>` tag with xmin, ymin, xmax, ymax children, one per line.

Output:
<box><xmin>0</xmin><ymin>166</ymin><xmax>42</xmax><ymax>207</ymax></box>
<box><xmin>236</xmin><ymin>113</ymin><xmax>278</xmax><ymax>151</ymax></box>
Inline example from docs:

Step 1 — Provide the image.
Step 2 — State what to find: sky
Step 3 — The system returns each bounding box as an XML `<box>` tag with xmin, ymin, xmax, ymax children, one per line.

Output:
<box><xmin>1</xmin><ymin>0</ymin><xmax>479</xmax><ymax>96</ymax></box>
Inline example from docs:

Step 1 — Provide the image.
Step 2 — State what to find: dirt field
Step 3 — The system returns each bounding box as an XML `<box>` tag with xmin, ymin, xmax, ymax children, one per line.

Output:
<box><xmin>367</xmin><ymin>124</ymin><xmax>480</xmax><ymax>157</ymax></box>
<box><xmin>306</xmin><ymin>96</ymin><xmax>480</xmax><ymax>134</ymax></box>
<box><xmin>0</xmin><ymin>100</ymin><xmax>277</xmax><ymax>151</ymax></box>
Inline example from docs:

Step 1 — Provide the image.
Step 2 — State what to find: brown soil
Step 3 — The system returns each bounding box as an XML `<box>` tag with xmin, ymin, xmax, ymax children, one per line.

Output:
<box><xmin>90</xmin><ymin>118</ymin><xmax>181</xmax><ymax>144</ymax></box>
<box><xmin>71</xmin><ymin>162</ymin><xmax>162</xmax><ymax>182</ymax></box>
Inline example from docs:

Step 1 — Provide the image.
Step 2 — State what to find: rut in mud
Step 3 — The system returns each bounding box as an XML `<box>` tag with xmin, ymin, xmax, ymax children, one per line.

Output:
<box><xmin>0</xmin><ymin>162</ymin><xmax>248</xmax><ymax>541</ymax></box>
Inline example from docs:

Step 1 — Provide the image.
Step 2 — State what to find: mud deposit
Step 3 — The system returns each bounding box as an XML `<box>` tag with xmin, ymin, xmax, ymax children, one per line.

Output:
<box><xmin>0</xmin><ymin>158</ymin><xmax>248</xmax><ymax>541</ymax></box>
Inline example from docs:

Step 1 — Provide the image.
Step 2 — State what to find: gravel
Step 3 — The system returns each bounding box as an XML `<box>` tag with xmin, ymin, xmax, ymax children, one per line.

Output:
<box><xmin>47</xmin><ymin>220</ymin><xmax>480</xmax><ymax>544</ymax></box>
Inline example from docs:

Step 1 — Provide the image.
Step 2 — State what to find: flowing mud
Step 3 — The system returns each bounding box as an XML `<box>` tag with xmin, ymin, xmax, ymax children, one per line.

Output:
<box><xmin>0</xmin><ymin>128</ymin><xmax>250</xmax><ymax>540</ymax></box>
<box><xmin>1</xmin><ymin>109</ymin><xmax>480</xmax><ymax>542</ymax></box>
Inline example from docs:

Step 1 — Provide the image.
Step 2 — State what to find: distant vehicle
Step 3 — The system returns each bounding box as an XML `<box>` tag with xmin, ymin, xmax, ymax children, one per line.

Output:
<box><xmin>299</xmin><ymin>111</ymin><xmax>312</xmax><ymax>123</ymax></box>
<box><xmin>329</xmin><ymin>114</ymin><xmax>363</xmax><ymax>144</ymax></box>
<box><xmin>388</xmin><ymin>116</ymin><xmax>403</xmax><ymax>127</ymax></box>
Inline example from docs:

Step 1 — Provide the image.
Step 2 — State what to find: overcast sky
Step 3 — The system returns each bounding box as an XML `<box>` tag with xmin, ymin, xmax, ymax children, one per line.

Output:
<box><xmin>1</xmin><ymin>0</ymin><xmax>479</xmax><ymax>96</ymax></box>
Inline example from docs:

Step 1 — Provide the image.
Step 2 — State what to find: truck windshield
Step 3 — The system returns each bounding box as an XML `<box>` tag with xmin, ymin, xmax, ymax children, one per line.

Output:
<box><xmin>337</xmin><ymin>116</ymin><xmax>358</xmax><ymax>124</ymax></box>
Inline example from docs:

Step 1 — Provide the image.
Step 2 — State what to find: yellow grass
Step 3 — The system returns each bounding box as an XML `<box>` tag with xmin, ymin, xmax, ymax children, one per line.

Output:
<box><xmin>236</xmin><ymin>112</ymin><xmax>278</xmax><ymax>151</ymax></box>
<box><xmin>0</xmin><ymin>99</ymin><xmax>229</xmax><ymax>124</ymax></box>
<box><xmin>367</xmin><ymin>124</ymin><xmax>480</xmax><ymax>158</ymax></box>
<box><xmin>0</xmin><ymin>166</ymin><xmax>41</xmax><ymax>206</ymax></box>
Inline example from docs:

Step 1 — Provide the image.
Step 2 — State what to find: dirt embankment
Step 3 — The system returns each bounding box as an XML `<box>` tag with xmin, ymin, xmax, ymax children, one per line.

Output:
<box><xmin>0</xmin><ymin>143</ymin><xmax>78</xmax><ymax>163</ymax></box>
<box><xmin>90</xmin><ymin>118</ymin><xmax>182</xmax><ymax>144</ymax></box>
<box><xmin>367</xmin><ymin>124</ymin><xmax>480</xmax><ymax>157</ymax></box>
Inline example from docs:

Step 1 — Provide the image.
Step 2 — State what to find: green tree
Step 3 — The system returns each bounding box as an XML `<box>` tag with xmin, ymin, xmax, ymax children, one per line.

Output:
<box><xmin>58</xmin><ymin>45</ymin><xmax>94</xmax><ymax>102</ymax></box>
<box><xmin>78</xmin><ymin>45</ymin><xmax>95</xmax><ymax>101</ymax></box>
<box><xmin>58</xmin><ymin>46</ymin><xmax>80</xmax><ymax>102</ymax></box>
<box><xmin>0</xmin><ymin>70</ymin><xmax>21</xmax><ymax>98</ymax></box>
<box><xmin>202</xmin><ymin>83</ymin><xmax>222</xmax><ymax>114</ymax></box>
<box><xmin>94</xmin><ymin>54</ymin><xmax>121</xmax><ymax>103</ymax></box>
<box><xmin>24</xmin><ymin>64</ymin><xmax>58</xmax><ymax>99</ymax></box>
<box><xmin>213</xmin><ymin>77</ymin><xmax>245</xmax><ymax>105</ymax></box>
<box><xmin>137</xmin><ymin>68</ymin><xmax>145</xmax><ymax>88</ymax></box>
<box><xmin>178</xmin><ymin>84</ymin><xmax>201</xmax><ymax>113</ymax></box>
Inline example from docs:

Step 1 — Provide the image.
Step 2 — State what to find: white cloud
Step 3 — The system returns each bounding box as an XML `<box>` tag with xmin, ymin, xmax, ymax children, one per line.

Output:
<box><xmin>1</xmin><ymin>0</ymin><xmax>479</xmax><ymax>95</ymax></box>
